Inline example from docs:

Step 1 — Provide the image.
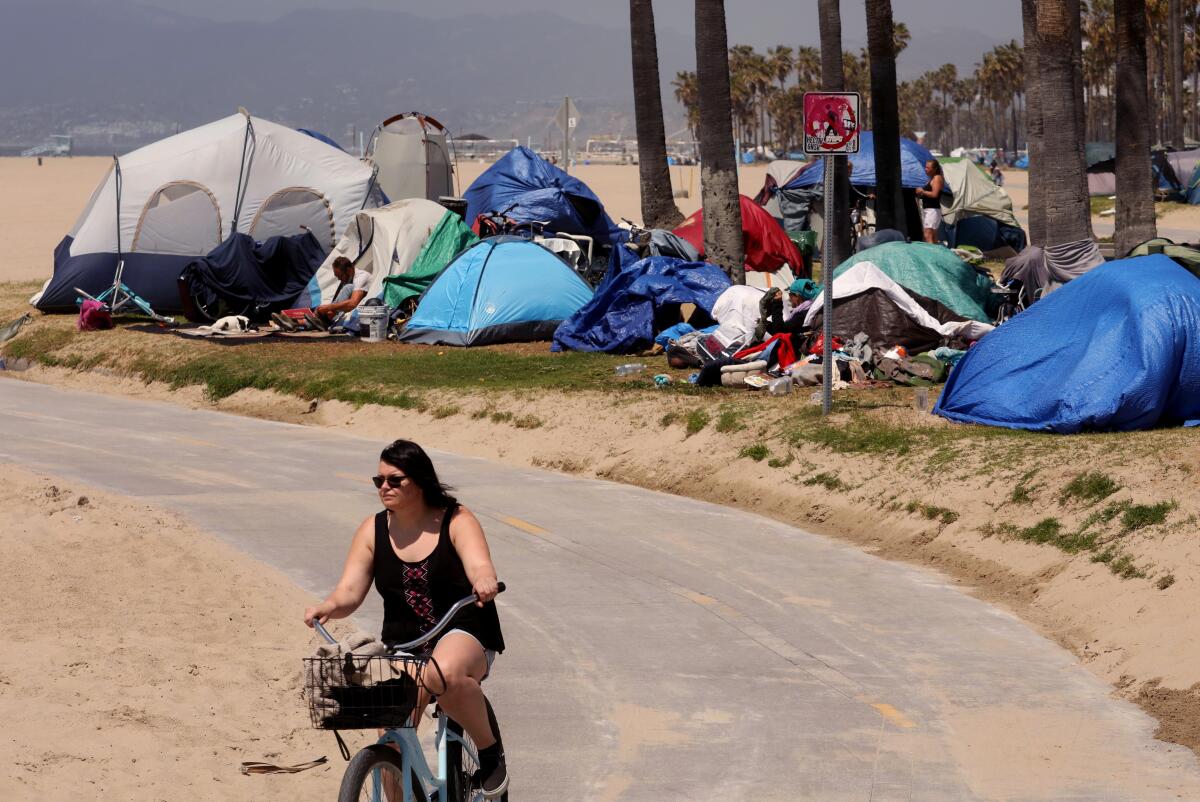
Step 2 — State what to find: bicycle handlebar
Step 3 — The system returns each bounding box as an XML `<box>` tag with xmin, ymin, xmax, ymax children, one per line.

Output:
<box><xmin>311</xmin><ymin>582</ymin><xmax>507</xmax><ymax>652</ymax></box>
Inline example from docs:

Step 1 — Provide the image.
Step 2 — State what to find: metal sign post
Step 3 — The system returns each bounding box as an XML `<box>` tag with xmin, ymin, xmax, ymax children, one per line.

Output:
<box><xmin>802</xmin><ymin>91</ymin><xmax>861</xmax><ymax>415</ymax></box>
<box><xmin>555</xmin><ymin>96</ymin><xmax>580</xmax><ymax>174</ymax></box>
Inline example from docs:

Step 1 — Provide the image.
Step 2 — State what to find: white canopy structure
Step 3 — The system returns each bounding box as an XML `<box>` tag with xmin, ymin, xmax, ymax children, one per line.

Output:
<box><xmin>367</xmin><ymin>113</ymin><xmax>455</xmax><ymax>203</ymax></box>
<box><xmin>34</xmin><ymin>110</ymin><xmax>376</xmax><ymax>311</ymax></box>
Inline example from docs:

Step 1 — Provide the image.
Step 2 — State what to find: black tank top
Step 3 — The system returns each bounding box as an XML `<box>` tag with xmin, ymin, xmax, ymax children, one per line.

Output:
<box><xmin>921</xmin><ymin>181</ymin><xmax>940</xmax><ymax>209</ymax></box>
<box><xmin>373</xmin><ymin>504</ymin><xmax>505</xmax><ymax>652</ymax></box>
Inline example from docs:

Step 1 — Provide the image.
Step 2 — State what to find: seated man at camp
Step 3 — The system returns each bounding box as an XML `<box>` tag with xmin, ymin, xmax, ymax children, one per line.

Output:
<box><xmin>914</xmin><ymin>160</ymin><xmax>946</xmax><ymax>244</ymax></box>
<box><xmin>314</xmin><ymin>256</ymin><xmax>370</xmax><ymax>323</ymax></box>
<box><xmin>759</xmin><ymin>278</ymin><xmax>821</xmax><ymax>337</ymax></box>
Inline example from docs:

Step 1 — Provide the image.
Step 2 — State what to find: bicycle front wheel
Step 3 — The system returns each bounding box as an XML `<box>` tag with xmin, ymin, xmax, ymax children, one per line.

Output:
<box><xmin>338</xmin><ymin>744</ymin><xmax>427</xmax><ymax>802</ymax></box>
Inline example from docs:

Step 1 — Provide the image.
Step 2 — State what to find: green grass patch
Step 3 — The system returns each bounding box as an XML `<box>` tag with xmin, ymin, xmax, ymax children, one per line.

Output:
<box><xmin>513</xmin><ymin>415</ymin><xmax>543</xmax><ymax>430</ymax></box>
<box><xmin>1120</xmin><ymin>501</ymin><xmax>1175</xmax><ymax>532</ymax></box>
<box><xmin>684</xmin><ymin>409</ymin><xmax>710</xmax><ymax>437</ymax></box>
<box><xmin>432</xmin><ymin>404</ymin><xmax>460</xmax><ymax>419</ymax></box>
<box><xmin>1010</xmin><ymin>482</ymin><xmax>1036</xmax><ymax>505</ymax></box>
<box><xmin>1090</xmin><ymin>196</ymin><xmax>1114</xmax><ymax>216</ymax></box>
<box><xmin>1157</xmin><ymin>574</ymin><xmax>1176</xmax><ymax>590</ymax></box>
<box><xmin>803</xmin><ymin>472</ymin><xmax>848</xmax><ymax>491</ymax></box>
<box><xmin>660</xmin><ymin>411</ymin><xmax>679</xmax><ymax>428</ymax></box>
<box><xmin>1061</xmin><ymin>472</ymin><xmax>1120</xmax><ymax>505</ymax></box>
<box><xmin>1108</xmin><ymin>552</ymin><xmax>1147</xmax><ymax>579</ymax></box>
<box><xmin>1011</xmin><ymin>517</ymin><xmax>1101</xmax><ymax>553</ymax></box>
<box><xmin>2</xmin><ymin>325</ymin><xmax>76</xmax><ymax>360</ymax></box>
<box><xmin>489</xmin><ymin>410</ymin><xmax>513</xmax><ymax>424</ymax></box>
<box><xmin>739</xmin><ymin>443</ymin><xmax>770</xmax><ymax>461</ymax></box>
<box><xmin>714</xmin><ymin>409</ymin><xmax>744</xmax><ymax>434</ymax></box>
<box><xmin>767</xmin><ymin>453</ymin><xmax>794</xmax><ymax>469</ymax></box>
<box><xmin>904</xmin><ymin>501</ymin><xmax>959</xmax><ymax>525</ymax></box>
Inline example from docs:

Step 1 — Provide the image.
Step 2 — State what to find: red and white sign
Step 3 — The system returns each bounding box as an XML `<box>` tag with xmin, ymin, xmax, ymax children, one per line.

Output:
<box><xmin>803</xmin><ymin>92</ymin><xmax>861</xmax><ymax>155</ymax></box>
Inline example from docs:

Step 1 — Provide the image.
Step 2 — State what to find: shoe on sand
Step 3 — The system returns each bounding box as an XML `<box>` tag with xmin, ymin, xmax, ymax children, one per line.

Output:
<box><xmin>303</xmin><ymin>310</ymin><xmax>328</xmax><ymax>332</ymax></box>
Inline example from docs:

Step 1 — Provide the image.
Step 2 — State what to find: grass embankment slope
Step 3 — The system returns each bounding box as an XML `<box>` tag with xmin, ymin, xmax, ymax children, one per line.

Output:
<box><xmin>3</xmin><ymin>279</ymin><xmax>1199</xmax><ymax>754</ymax></box>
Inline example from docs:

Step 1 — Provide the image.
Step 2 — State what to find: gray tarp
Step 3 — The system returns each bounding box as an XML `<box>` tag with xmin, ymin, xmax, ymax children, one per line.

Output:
<box><xmin>1001</xmin><ymin>240</ymin><xmax>1104</xmax><ymax>297</ymax></box>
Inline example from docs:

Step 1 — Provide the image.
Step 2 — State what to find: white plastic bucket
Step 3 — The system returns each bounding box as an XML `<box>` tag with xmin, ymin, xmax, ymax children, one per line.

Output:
<box><xmin>358</xmin><ymin>305</ymin><xmax>389</xmax><ymax>342</ymax></box>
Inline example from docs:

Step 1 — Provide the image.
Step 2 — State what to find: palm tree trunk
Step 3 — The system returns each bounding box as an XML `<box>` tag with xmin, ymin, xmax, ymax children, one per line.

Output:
<box><xmin>1170</xmin><ymin>0</ymin><xmax>1185</xmax><ymax>148</ymax></box>
<box><xmin>818</xmin><ymin>0</ymin><xmax>851</xmax><ymax>269</ymax></box>
<box><xmin>1115</xmin><ymin>0</ymin><xmax>1158</xmax><ymax>256</ymax></box>
<box><xmin>865</xmin><ymin>0</ymin><xmax>904</xmax><ymax>231</ymax></box>
<box><xmin>1035</xmin><ymin>0</ymin><xmax>1093</xmax><ymax>245</ymax></box>
<box><xmin>630</xmin><ymin>0</ymin><xmax>684</xmax><ymax>229</ymax></box>
<box><xmin>695</xmin><ymin>0</ymin><xmax>744</xmax><ymax>281</ymax></box>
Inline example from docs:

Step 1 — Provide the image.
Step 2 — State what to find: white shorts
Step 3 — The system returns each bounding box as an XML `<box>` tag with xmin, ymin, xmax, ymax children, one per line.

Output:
<box><xmin>443</xmin><ymin>628</ymin><xmax>497</xmax><ymax>680</ymax></box>
<box><xmin>922</xmin><ymin>207</ymin><xmax>943</xmax><ymax>230</ymax></box>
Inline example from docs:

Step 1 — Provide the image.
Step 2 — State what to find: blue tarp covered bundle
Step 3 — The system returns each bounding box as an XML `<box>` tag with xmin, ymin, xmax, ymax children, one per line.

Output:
<box><xmin>935</xmin><ymin>254</ymin><xmax>1200</xmax><ymax>432</ymax></box>
<box><xmin>401</xmin><ymin>237</ymin><xmax>593</xmax><ymax>346</ymax></box>
<box><xmin>783</xmin><ymin>132</ymin><xmax>934</xmax><ymax>190</ymax></box>
<box><xmin>181</xmin><ymin>231</ymin><xmax>326</xmax><ymax>319</ymax></box>
<box><xmin>552</xmin><ymin>256</ymin><xmax>732</xmax><ymax>353</ymax></box>
<box><xmin>463</xmin><ymin>147</ymin><xmax>621</xmax><ymax>244</ymax></box>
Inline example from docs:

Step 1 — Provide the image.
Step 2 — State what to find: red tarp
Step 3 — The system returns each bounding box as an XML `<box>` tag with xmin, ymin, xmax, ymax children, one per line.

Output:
<box><xmin>673</xmin><ymin>195</ymin><xmax>805</xmax><ymax>274</ymax></box>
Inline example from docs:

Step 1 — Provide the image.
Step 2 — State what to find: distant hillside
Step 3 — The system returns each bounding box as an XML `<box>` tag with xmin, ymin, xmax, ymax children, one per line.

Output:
<box><xmin>0</xmin><ymin>1</ymin><xmax>695</xmax><ymax>149</ymax></box>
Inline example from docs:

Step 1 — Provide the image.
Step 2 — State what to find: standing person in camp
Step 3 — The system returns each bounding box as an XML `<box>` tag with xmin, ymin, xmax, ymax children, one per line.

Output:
<box><xmin>304</xmin><ymin>439</ymin><xmax>509</xmax><ymax>797</ymax></box>
<box><xmin>914</xmin><ymin>160</ymin><xmax>945</xmax><ymax>244</ymax></box>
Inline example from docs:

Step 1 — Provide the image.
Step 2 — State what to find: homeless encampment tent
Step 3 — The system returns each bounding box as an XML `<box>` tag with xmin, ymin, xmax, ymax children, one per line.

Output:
<box><xmin>1126</xmin><ymin>238</ymin><xmax>1200</xmax><ymax>275</ymax></box>
<box><xmin>755</xmin><ymin>159</ymin><xmax>808</xmax><ymax>219</ymax></box>
<box><xmin>552</xmin><ymin>257</ymin><xmax>731</xmax><ymax>353</ymax></box>
<box><xmin>674</xmin><ymin>195</ymin><xmax>807</xmax><ymax>276</ymax></box>
<box><xmin>463</xmin><ymin>147</ymin><xmax>620</xmax><ymax>245</ymax></box>
<box><xmin>33</xmin><ymin>111</ymin><xmax>376</xmax><ymax>313</ymax></box>
<box><xmin>400</xmin><ymin>237</ymin><xmax>592</xmax><ymax>346</ymax></box>
<box><xmin>1001</xmin><ymin>240</ymin><xmax>1105</xmax><ymax>299</ymax></box>
<box><xmin>309</xmin><ymin>199</ymin><xmax>477</xmax><ymax>308</ymax></box>
<box><xmin>833</xmin><ymin>242</ymin><xmax>999</xmax><ymax>323</ymax></box>
<box><xmin>803</xmin><ymin>261</ymin><xmax>993</xmax><ymax>354</ymax></box>
<box><xmin>179</xmin><ymin>231</ymin><xmax>327</xmax><ymax>321</ymax></box>
<box><xmin>367</xmin><ymin>113</ymin><xmax>454</xmax><ymax>203</ymax></box>
<box><xmin>938</xmin><ymin>160</ymin><xmax>1027</xmax><ymax>252</ymax></box>
<box><xmin>935</xmin><ymin>254</ymin><xmax>1200</xmax><ymax>432</ymax></box>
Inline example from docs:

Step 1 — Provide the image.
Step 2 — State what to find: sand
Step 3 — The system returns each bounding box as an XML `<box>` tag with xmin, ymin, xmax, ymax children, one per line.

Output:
<box><xmin>0</xmin><ymin>463</ymin><xmax>375</xmax><ymax>801</ymax></box>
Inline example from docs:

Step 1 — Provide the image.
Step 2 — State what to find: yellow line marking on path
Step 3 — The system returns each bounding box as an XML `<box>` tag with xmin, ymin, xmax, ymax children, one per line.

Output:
<box><xmin>870</xmin><ymin>702</ymin><xmax>917</xmax><ymax>729</ymax></box>
<box><xmin>174</xmin><ymin>435</ymin><xmax>217</xmax><ymax>448</ymax></box>
<box><xmin>681</xmin><ymin>590</ymin><xmax>717</xmax><ymax>606</ymax></box>
<box><xmin>494</xmin><ymin>515</ymin><xmax>549</xmax><ymax>536</ymax></box>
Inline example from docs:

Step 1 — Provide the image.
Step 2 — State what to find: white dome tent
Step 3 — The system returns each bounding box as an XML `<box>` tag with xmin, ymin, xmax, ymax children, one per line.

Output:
<box><xmin>34</xmin><ymin>110</ymin><xmax>377</xmax><ymax>312</ymax></box>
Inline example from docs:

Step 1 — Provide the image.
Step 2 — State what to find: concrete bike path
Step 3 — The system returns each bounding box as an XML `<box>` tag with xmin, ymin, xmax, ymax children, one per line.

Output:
<box><xmin>2</xmin><ymin>379</ymin><xmax>1198</xmax><ymax>801</ymax></box>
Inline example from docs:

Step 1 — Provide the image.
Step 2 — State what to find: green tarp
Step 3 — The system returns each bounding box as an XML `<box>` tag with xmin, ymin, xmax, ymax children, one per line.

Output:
<box><xmin>383</xmin><ymin>212</ymin><xmax>478</xmax><ymax>309</ymax></box>
<box><xmin>833</xmin><ymin>242</ymin><xmax>998</xmax><ymax>323</ymax></box>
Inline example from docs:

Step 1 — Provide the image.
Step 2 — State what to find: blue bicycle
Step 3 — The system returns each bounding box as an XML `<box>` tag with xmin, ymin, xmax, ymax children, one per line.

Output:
<box><xmin>308</xmin><ymin>584</ymin><xmax>508</xmax><ymax>802</ymax></box>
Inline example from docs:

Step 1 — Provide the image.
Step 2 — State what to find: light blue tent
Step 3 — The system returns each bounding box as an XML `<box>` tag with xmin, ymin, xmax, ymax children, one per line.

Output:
<box><xmin>400</xmin><ymin>237</ymin><xmax>593</xmax><ymax>346</ymax></box>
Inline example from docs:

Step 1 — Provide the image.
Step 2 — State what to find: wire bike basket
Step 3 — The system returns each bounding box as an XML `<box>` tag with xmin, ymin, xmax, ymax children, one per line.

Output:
<box><xmin>304</xmin><ymin>653</ymin><xmax>431</xmax><ymax>730</ymax></box>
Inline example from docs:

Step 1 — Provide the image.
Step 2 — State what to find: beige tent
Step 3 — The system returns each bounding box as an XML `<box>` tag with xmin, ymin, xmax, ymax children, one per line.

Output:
<box><xmin>940</xmin><ymin>159</ymin><xmax>1019</xmax><ymax>228</ymax></box>
<box><xmin>366</xmin><ymin>113</ymin><xmax>455</xmax><ymax>203</ymax></box>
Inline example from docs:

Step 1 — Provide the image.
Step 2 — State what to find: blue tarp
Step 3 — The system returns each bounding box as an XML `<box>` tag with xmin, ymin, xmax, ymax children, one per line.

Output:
<box><xmin>935</xmin><ymin>254</ymin><xmax>1200</xmax><ymax>432</ymax></box>
<box><xmin>400</xmin><ymin>237</ymin><xmax>593</xmax><ymax>346</ymax></box>
<box><xmin>1013</xmin><ymin>155</ymin><xmax>1029</xmax><ymax>169</ymax></box>
<box><xmin>552</xmin><ymin>256</ymin><xmax>732</xmax><ymax>353</ymax></box>
<box><xmin>297</xmin><ymin>129</ymin><xmax>347</xmax><ymax>153</ymax></box>
<box><xmin>463</xmin><ymin>147</ymin><xmax>621</xmax><ymax>244</ymax></box>
<box><xmin>783</xmin><ymin>132</ymin><xmax>935</xmax><ymax>190</ymax></box>
<box><xmin>181</xmin><ymin>231</ymin><xmax>326</xmax><ymax>318</ymax></box>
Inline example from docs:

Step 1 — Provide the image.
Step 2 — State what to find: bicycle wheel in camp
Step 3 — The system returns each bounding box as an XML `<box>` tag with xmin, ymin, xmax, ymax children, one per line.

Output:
<box><xmin>337</xmin><ymin>744</ymin><xmax>427</xmax><ymax>802</ymax></box>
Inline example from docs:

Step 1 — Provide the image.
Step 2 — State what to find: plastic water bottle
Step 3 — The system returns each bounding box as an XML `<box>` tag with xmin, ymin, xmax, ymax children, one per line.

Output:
<box><xmin>766</xmin><ymin>376</ymin><xmax>792</xmax><ymax>396</ymax></box>
<box><xmin>615</xmin><ymin>363</ymin><xmax>646</xmax><ymax>376</ymax></box>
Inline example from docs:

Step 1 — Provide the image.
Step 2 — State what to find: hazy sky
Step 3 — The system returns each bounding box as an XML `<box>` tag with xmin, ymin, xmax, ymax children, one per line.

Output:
<box><xmin>123</xmin><ymin>0</ymin><xmax>1024</xmax><ymax>48</ymax></box>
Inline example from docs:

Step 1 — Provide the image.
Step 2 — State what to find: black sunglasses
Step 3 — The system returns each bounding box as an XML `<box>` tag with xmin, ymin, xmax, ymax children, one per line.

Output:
<box><xmin>372</xmin><ymin>474</ymin><xmax>408</xmax><ymax>489</ymax></box>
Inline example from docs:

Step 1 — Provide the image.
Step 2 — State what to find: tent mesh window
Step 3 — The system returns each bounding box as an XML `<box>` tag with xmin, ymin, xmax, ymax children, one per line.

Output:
<box><xmin>248</xmin><ymin>187</ymin><xmax>335</xmax><ymax>251</ymax></box>
<box><xmin>131</xmin><ymin>181</ymin><xmax>223</xmax><ymax>255</ymax></box>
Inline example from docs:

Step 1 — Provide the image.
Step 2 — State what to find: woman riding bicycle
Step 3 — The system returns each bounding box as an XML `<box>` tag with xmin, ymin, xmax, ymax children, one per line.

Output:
<box><xmin>304</xmin><ymin>439</ymin><xmax>508</xmax><ymax>798</ymax></box>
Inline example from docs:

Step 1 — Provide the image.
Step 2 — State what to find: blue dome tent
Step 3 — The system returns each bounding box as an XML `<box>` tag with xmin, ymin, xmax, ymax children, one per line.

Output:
<box><xmin>400</xmin><ymin>237</ymin><xmax>593</xmax><ymax>346</ymax></box>
<box><xmin>935</xmin><ymin>254</ymin><xmax>1200</xmax><ymax>433</ymax></box>
<box><xmin>463</xmin><ymin>147</ymin><xmax>621</xmax><ymax>245</ymax></box>
<box><xmin>782</xmin><ymin>132</ymin><xmax>935</xmax><ymax>190</ymax></box>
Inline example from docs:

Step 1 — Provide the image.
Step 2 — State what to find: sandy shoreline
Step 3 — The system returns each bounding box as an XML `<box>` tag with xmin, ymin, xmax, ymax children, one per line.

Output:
<box><xmin>0</xmin><ymin>463</ymin><xmax>377</xmax><ymax>800</ymax></box>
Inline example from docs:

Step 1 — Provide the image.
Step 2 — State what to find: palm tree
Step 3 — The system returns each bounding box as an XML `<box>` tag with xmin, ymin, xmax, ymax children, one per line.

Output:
<box><xmin>671</xmin><ymin>70</ymin><xmax>700</xmax><ymax>143</ymax></box>
<box><xmin>795</xmin><ymin>46</ymin><xmax>821</xmax><ymax>91</ymax></box>
<box><xmin>1032</xmin><ymin>0</ymin><xmax>1092</xmax><ymax>245</ymax></box>
<box><xmin>1115</xmin><ymin>0</ymin><xmax>1158</xmax><ymax>255</ymax></box>
<box><xmin>1022</xmin><ymin>0</ymin><xmax>1046</xmax><ymax>243</ymax></box>
<box><xmin>630</xmin><ymin>0</ymin><xmax>683</xmax><ymax>229</ymax></box>
<box><xmin>818</xmin><ymin>0</ymin><xmax>851</xmax><ymax>270</ymax></box>
<box><xmin>1169</xmin><ymin>0</ymin><xmax>1185</xmax><ymax>148</ymax></box>
<box><xmin>866</xmin><ymin>0</ymin><xmax>904</xmax><ymax>232</ymax></box>
<box><xmin>695</xmin><ymin>0</ymin><xmax>744</xmax><ymax>281</ymax></box>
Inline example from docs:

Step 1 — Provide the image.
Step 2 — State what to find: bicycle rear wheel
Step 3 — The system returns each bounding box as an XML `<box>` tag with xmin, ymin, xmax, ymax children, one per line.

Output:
<box><xmin>445</xmin><ymin>699</ymin><xmax>507</xmax><ymax>802</ymax></box>
<box><xmin>338</xmin><ymin>744</ymin><xmax>427</xmax><ymax>802</ymax></box>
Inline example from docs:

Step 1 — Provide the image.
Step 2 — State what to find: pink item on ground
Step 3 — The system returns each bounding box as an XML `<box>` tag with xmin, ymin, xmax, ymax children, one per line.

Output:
<box><xmin>77</xmin><ymin>299</ymin><xmax>114</xmax><ymax>331</ymax></box>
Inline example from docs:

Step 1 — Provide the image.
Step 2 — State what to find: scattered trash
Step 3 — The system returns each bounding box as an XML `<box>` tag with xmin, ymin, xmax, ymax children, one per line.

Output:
<box><xmin>653</xmin><ymin>374</ymin><xmax>672</xmax><ymax>387</ymax></box>
<box><xmin>687</xmin><ymin>372</ymin><xmax>700</xmax><ymax>384</ymax></box>
<box><xmin>913</xmin><ymin>387</ymin><xmax>930</xmax><ymax>413</ymax></box>
<box><xmin>766</xmin><ymin>376</ymin><xmax>793</xmax><ymax>396</ymax></box>
<box><xmin>614</xmin><ymin>363</ymin><xmax>646</xmax><ymax>376</ymax></box>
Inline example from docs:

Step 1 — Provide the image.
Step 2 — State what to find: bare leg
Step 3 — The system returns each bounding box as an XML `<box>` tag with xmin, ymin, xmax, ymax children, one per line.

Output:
<box><xmin>923</xmin><ymin>227</ymin><xmax>937</xmax><ymax>244</ymax></box>
<box><xmin>422</xmin><ymin>632</ymin><xmax>496</xmax><ymax>749</ymax></box>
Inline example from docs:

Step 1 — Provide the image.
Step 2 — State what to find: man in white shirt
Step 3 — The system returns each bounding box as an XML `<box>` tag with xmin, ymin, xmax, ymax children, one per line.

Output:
<box><xmin>315</xmin><ymin>256</ymin><xmax>371</xmax><ymax>323</ymax></box>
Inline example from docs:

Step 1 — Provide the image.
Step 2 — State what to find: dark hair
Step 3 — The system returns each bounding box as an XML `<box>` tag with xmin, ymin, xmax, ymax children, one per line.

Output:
<box><xmin>332</xmin><ymin>256</ymin><xmax>353</xmax><ymax>271</ymax></box>
<box><xmin>926</xmin><ymin>159</ymin><xmax>943</xmax><ymax>177</ymax></box>
<box><xmin>379</xmin><ymin>439</ymin><xmax>457</xmax><ymax>508</ymax></box>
